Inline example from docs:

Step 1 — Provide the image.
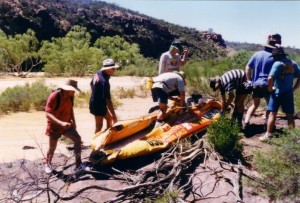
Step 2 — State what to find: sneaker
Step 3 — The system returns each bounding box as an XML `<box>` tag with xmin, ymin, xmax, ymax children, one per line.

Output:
<box><xmin>45</xmin><ymin>164</ymin><xmax>53</xmax><ymax>174</ymax></box>
<box><xmin>75</xmin><ymin>162</ymin><xmax>92</xmax><ymax>173</ymax></box>
<box><xmin>154</xmin><ymin>121</ymin><xmax>164</xmax><ymax>129</ymax></box>
<box><xmin>259</xmin><ymin>133</ymin><xmax>272</xmax><ymax>141</ymax></box>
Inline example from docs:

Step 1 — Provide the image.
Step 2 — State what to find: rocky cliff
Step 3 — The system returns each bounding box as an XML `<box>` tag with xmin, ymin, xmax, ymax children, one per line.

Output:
<box><xmin>0</xmin><ymin>0</ymin><xmax>226</xmax><ymax>59</ymax></box>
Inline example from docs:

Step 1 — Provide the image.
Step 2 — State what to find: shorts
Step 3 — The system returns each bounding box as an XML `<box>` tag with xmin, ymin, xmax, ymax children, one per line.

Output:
<box><xmin>151</xmin><ymin>88</ymin><xmax>168</xmax><ymax>104</ymax></box>
<box><xmin>236</xmin><ymin>84</ymin><xmax>252</xmax><ymax>95</ymax></box>
<box><xmin>89</xmin><ymin>101</ymin><xmax>107</xmax><ymax>116</ymax></box>
<box><xmin>252</xmin><ymin>85</ymin><xmax>270</xmax><ymax>99</ymax></box>
<box><xmin>267</xmin><ymin>91</ymin><xmax>294</xmax><ymax>114</ymax></box>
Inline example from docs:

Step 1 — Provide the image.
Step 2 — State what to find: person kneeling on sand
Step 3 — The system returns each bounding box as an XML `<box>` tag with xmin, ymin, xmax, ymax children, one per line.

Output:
<box><xmin>151</xmin><ymin>71</ymin><xmax>187</xmax><ymax>128</ymax></box>
<box><xmin>44</xmin><ymin>79</ymin><xmax>86</xmax><ymax>174</ymax></box>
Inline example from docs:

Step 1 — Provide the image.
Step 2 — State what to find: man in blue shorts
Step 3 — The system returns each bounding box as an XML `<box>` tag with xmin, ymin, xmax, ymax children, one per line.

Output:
<box><xmin>151</xmin><ymin>71</ymin><xmax>186</xmax><ymax>128</ymax></box>
<box><xmin>260</xmin><ymin>47</ymin><xmax>300</xmax><ymax>141</ymax></box>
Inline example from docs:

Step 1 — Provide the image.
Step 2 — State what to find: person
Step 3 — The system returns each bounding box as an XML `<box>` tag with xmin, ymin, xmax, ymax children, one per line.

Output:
<box><xmin>151</xmin><ymin>71</ymin><xmax>186</xmax><ymax>128</ymax></box>
<box><xmin>89</xmin><ymin>58</ymin><xmax>119</xmax><ymax>134</ymax></box>
<box><xmin>158</xmin><ymin>42</ymin><xmax>189</xmax><ymax>75</ymax></box>
<box><xmin>259</xmin><ymin>47</ymin><xmax>300</xmax><ymax>141</ymax></box>
<box><xmin>44</xmin><ymin>79</ymin><xmax>83</xmax><ymax>173</ymax></box>
<box><xmin>209</xmin><ymin>69</ymin><xmax>252</xmax><ymax>129</ymax></box>
<box><xmin>244</xmin><ymin>34</ymin><xmax>282</xmax><ymax>129</ymax></box>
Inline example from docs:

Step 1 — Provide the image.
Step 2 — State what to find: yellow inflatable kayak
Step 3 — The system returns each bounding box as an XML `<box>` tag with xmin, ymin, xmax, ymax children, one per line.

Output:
<box><xmin>90</xmin><ymin>99</ymin><xmax>222</xmax><ymax>165</ymax></box>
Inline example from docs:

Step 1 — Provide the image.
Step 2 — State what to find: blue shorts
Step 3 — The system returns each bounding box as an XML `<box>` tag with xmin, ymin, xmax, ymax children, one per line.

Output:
<box><xmin>267</xmin><ymin>91</ymin><xmax>294</xmax><ymax>114</ymax></box>
<box><xmin>151</xmin><ymin>88</ymin><xmax>168</xmax><ymax>104</ymax></box>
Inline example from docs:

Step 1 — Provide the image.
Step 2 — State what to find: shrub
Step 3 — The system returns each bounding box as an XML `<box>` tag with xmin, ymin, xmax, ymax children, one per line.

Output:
<box><xmin>253</xmin><ymin>129</ymin><xmax>300</xmax><ymax>200</ymax></box>
<box><xmin>112</xmin><ymin>87</ymin><xmax>135</xmax><ymax>99</ymax></box>
<box><xmin>207</xmin><ymin>116</ymin><xmax>242</xmax><ymax>159</ymax></box>
<box><xmin>0</xmin><ymin>80</ymin><xmax>52</xmax><ymax>114</ymax></box>
<box><xmin>29</xmin><ymin>79</ymin><xmax>53</xmax><ymax>110</ymax></box>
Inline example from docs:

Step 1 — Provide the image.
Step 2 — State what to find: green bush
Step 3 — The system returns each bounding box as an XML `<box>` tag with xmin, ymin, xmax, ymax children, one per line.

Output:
<box><xmin>29</xmin><ymin>79</ymin><xmax>53</xmax><ymax>110</ymax></box>
<box><xmin>0</xmin><ymin>80</ymin><xmax>52</xmax><ymax>114</ymax></box>
<box><xmin>253</xmin><ymin>129</ymin><xmax>300</xmax><ymax>200</ymax></box>
<box><xmin>207</xmin><ymin>116</ymin><xmax>242</xmax><ymax>159</ymax></box>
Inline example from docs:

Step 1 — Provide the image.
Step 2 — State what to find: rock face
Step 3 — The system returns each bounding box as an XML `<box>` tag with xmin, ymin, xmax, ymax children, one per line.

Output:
<box><xmin>0</xmin><ymin>0</ymin><xmax>226</xmax><ymax>59</ymax></box>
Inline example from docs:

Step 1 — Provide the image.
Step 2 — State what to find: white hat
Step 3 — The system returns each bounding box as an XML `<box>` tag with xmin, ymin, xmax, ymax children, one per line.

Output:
<box><xmin>100</xmin><ymin>59</ymin><xmax>120</xmax><ymax>71</ymax></box>
<box><xmin>59</xmin><ymin>79</ymin><xmax>81</xmax><ymax>92</ymax></box>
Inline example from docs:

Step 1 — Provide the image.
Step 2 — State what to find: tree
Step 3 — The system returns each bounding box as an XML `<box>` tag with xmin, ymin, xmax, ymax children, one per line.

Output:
<box><xmin>94</xmin><ymin>35</ymin><xmax>142</xmax><ymax>67</ymax></box>
<box><xmin>0</xmin><ymin>29</ymin><xmax>40</xmax><ymax>76</ymax></box>
<box><xmin>39</xmin><ymin>26</ymin><xmax>103</xmax><ymax>76</ymax></box>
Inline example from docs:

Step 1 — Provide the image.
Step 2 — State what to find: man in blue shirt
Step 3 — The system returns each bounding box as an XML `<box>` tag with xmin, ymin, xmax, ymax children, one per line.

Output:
<box><xmin>244</xmin><ymin>34</ymin><xmax>282</xmax><ymax>129</ymax></box>
<box><xmin>260</xmin><ymin>47</ymin><xmax>300</xmax><ymax>141</ymax></box>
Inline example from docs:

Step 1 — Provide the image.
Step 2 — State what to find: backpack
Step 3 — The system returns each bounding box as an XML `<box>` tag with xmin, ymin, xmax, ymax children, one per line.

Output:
<box><xmin>53</xmin><ymin>89</ymin><xmax>74</xmax><ymax>111</ymax></box>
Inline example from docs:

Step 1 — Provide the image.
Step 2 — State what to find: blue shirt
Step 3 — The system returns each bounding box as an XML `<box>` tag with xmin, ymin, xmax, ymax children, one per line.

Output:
<box><xmin>247</xmin><ymin>49</ymin><xmax>274</xmax><ymax>86</ymax></box>
<box><xmin>269</xmin><ymin>59</ymin><xmax>300</xmax><ymax>94</ymax></box>
<box><xmin>89</xmin><ymin>70</ymin><xmax>111</xmax><ymax>104</ymax></box>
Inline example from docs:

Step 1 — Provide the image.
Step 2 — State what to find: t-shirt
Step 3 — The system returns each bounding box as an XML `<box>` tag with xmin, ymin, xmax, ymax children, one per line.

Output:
<box><xmin>45</xmin><ymin>91</ymin><xmax>73</xmax><ymax>136</ymax></box>
<box><xmin>158</xmin><ymin>51</ymin><xmax>182</xmax><ymax>74</ymax></box>
<box><xmin>247</xmin><ymin>50</ymin><xmax>274</xmax><ymax>86</ymax></box>
<box><xmin>269</xmin><ymin>59</ymin><xmax>300</xmax><ymax>94</ymax></box>
<box><xmin>219</xmin><ymin>69</ymin><xmax>245</xmax><ymax>95</ymax></box>
<box><xmin>89</xmin><ymin>70</ymin><xmax>111</xmax><ymax>106</ymax></box>
<box><xmin>152</xmin><ymin>72</ymin><xmax>185</xmax><ymax>93</ymax></box>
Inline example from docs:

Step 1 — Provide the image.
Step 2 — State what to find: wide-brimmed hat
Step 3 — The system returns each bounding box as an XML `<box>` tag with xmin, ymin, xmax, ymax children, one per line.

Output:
<box><xmin>269</xmin><ymin>47</ymin><xmax>288</xmax><ymax>58</ymax></box>
<box><xmin>209</xmin><ymin>76</ymin><xmax>220</xmax><ymax>91</ymax></box>
<box><xmin>59</xmin><ymin>79</ymin><xmax>81</xmax><ymax>92</ymax></box>
<box><xmin>100</xmin><ymin>59</ymin><xmax>120</xmax><ymax>71</ymax></box>
<box><xmin>261</xmin><ymin>39</ymin><xmax>276</xmax><ymax>49</ymax></box>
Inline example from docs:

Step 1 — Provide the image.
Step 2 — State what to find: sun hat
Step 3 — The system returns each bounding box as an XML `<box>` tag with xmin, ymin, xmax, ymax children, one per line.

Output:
<box><xmin>100</xmin><ymin>59</ymin><xmax>120</xmax><ymax>71</ymax></box>
<box><xmin>261</xmin><ymin>39</ymin><xmax>276</xmax><ymax>49</ymax></box>
<box><xmin>269</xmin><ymin>47</ymin><xmax>288</xmax><ymax>58</ymax></box>
<box><xmin>209</xmin><ymin>76</ymin><xmax>220</xmax><ymax>91</ymax></box>
<box><xmin>59</xmin><ymin>79</ymin><xmax>81</xmax><ymax>92</ymax></box>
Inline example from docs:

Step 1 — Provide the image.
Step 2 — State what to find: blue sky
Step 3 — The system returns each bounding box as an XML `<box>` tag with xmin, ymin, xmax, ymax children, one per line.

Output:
<box><xmin>101</xmin><ymin>0</ymin><xmax>300</xmax><ymax>49</ymax></box>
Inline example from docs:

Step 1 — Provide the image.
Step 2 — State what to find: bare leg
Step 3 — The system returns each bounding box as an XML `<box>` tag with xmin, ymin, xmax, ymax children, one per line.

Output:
<box><xmin>157</xmin><ymin>103</ymin><xmax>168</xmax><ymax>121</ymax></box>
<box><xmin>47</xmin><ymin>137</ymin><xmax>59</xmax><ymax>165</ymax></box>
<box><xmin>267</xmin><ymin>112</ymin><xmax>277</xmax><ymax>134</ymax></box>
<box><xmin>63</xmin><ymin>127</ymin><xmax>82</xmax><ymax>168</ymax></box>
<box><xmin>104</xmin><ymin>111</ymin><xmax>113</xmax><ymax>129</ymax></box>
<box><xmin>94</xmin><ymin>116</ymin><xmax>104</xmax><ymax>134</ymax></box>
<box><xmin>286</xmin><ymin>113</ymin><xmax>295</xmax><ymax>128</ymax></box>
<box><xmin>245</xmin><ymin>97</ymin><xmax>260</xmax><ymax>124</ymax></box>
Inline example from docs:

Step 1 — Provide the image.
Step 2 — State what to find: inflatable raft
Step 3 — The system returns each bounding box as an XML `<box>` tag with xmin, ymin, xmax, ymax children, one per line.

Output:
<box><xmin>90</xmin><ymin>99</ymin><xmax>222</xmax><ymax>165</ymax></box>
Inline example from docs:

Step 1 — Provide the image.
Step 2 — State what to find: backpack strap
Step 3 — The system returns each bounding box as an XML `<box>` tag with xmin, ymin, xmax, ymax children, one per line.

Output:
<box><xmin>53</xmin><ymin>89</ymin><xmax>74</xmax><ymax>111</ymax></box>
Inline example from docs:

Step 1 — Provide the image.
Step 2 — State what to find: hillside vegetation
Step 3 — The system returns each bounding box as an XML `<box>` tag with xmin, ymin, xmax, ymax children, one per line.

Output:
<box><xmin>0</xmin><ymin>0</ymin><xmax>226</xmax><ymax>60</ymax></box>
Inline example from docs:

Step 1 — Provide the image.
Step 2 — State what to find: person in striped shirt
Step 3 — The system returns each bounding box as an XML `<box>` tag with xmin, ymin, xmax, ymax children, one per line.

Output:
<box><xmin>209</xmin><ymin>69</ymin><xmax>252</xmax><ymax>129</ymax></box>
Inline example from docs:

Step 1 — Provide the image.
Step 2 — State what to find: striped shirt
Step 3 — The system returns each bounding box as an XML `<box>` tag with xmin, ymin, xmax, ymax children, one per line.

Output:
<box><xmin>219</xmin><ymin>69</ymin><xmax>246</xmax><ymax>95</ymax></box>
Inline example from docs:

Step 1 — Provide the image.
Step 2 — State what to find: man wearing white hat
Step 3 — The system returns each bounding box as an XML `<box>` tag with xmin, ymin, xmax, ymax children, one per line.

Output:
<box><xmin>44</xmin><ymin>79</ymin><xmax>83</xmax><ymax>173</ymax></box>
<box><xmin>89</xmin><ymin>59</ymin><xmax>120</xmax><ymax>133</ymax></box>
